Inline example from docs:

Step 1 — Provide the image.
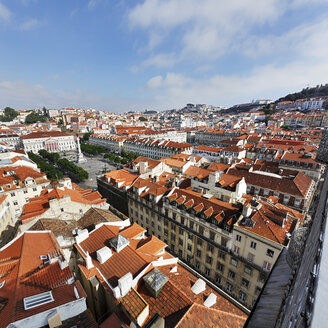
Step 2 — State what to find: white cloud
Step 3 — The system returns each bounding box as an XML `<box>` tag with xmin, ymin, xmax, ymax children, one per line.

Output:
<box><xmin>19</xmin><ymin>18</ymin><xmax>39</xmax><ymax>31</ymax></box>
<box><xmin>128</xmin><ymin>0</ymin><xmax>285</xmax><ymax>62</ymax></box>
<box><xmin>87</xmin><ymin>0</ymin><xmax>99</xmax><ymax>9</ymax></box>
<box><xmin>128</xmin><ymin>0</ymin><xmax>328</xmax><ymax>68</ymax></box>
<box><xmin>241</xmin><ymin>17</ymin><xmax>328</xmax><ymax>59</ymax></box>
<box><xmin>0</xmin><ymin>2</ymin><xmax>11</xmax><ymax>22</ymax></box>
<box><xmin>146</xmin><ymin>75</ymin><xmax>163</xmax><ymax>88</ymax></box>
<box><xmin>145</xmin><ymin>58</ymin><xmax>328</xmax><ymax>107</ymax></box>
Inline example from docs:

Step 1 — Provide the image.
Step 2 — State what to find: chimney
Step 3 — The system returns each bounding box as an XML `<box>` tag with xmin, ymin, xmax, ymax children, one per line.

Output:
<box><xmin>85</xmin><ymin>251</ymin><xmax>94</xmax><ymax>269</ymax></box>
<box><xmin>96</xmin><ymin>246</ymin><xmax>112</xmax><ymax>264</ymax></box>
<box><xmin>118</xmin><ymin>272</ymin><xmax>133</xmax><ymax>297</ymax></box>
<box><xmin>242</xmin><ymin>205</ymin><xmax>253</xmax><ymax>217</ymax></box>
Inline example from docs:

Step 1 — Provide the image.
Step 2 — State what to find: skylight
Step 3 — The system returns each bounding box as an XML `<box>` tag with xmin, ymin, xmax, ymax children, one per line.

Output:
<box><xmin>23</xmin><ymin>291</ymin><xmax>54</xmax><ymax>310</ymax></box>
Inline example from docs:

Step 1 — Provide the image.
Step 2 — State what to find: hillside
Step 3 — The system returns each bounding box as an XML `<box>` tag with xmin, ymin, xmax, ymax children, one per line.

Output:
<box><xmin>277</xmin><ymin>84</ymin><xmax>328</xmax><ymax>103</ymax></box>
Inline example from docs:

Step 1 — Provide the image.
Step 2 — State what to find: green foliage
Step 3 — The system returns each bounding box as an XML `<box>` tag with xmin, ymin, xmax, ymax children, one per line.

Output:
<box><xmin>0</xmin><ymin>107</ymin><xmax>19</xmax><ymax>122</ymax></box>
<box><xmin>139</xmin><ymin>116</ymin><xmax>147</xmax><ymax>121</ymax></box>
<box><xmin>38</xmin><ymin>149</ymin><xmax>60</xmax><ymax>164</ymax></box>
<box><xmin>57</xmin><ymin>158</ymin><xmax>89</xmax><ymax>181</ymax></box>
<box><xmin>25</xmin><ymin>111</ymin><xmax>48</xmax><ymax>124</ymax></box>
<box><xmin>104</xmin><ymin>153</ymin><xmax>116</xmax><ymax>161</ymax></box>
<box><xmin>80</xmin><ymin>143</ymin><xmax>106</xmax><ymax>155</ymax></box>
<box><xmin>82</xmin><ymin>132</ymin><xmax>92</xmax><ymax>141</ymax></box>
<box><xmin>28</xmin><ymin>152</ymin><xmax>63</xmax><ymax>181</ymax></box>
<box><xmin>104</xmin><ymin>151</ymin><xmax>138</xmax><ymax>165</ymax></box>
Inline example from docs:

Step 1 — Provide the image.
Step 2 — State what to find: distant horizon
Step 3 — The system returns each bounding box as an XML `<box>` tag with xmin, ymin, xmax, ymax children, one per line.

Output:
<box><xmin>1</xmin><ymin>1</ymin><xmax>328</xmax><ymax>112</ymax></box>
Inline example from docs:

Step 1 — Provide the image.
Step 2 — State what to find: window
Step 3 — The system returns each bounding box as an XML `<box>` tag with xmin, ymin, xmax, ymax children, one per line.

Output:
<box><xmin>228</xmin><ymin>270</ymin><xmax>236</xmax><ymax>280</ymax></box>
<box><xmin>226</xmin><ymin>282</ymin><xmax>233</xmax><ymax>293</ymax></box>
<box><xmin>190</xmin><ymin>221</ymin><xmax>194</xmax><ymax>229</ymax></box>
<box><xmin>205</xmin><ymin>267</ymin><xmax>211</xmax><ymax>276</ymax></box>
<box><xmin>164</xmin><ymin>229</ymin><xmax>168</xmax><ymax>236</ymax></box>
<box><xmin>187</xmin><ymin>244</ymin><xmax>192</xmax><ymax>252</ymax></box>
<box><xmin>179</xmin><ymin>227</ymin><xmax>183</xmax><ymax>235</ymax></box>
<box><xmin>23</xmin><ymin>190</ymin><xmax>28</xmax><ymax>194</ymax></box>
<box><xmin>210</xmin><ymin>231</ymin><xmax>215</xmax><ymax>241</ymax></box>
<box><xmin>10</xmin><ymin>192</ymin><xmax>15</xmax><ymax>197</ymax></box>
<box><xmin>179</xmin><ymin>238</ymin><xmax>183</xmax><ymax>246</ymax></box>
<box><xmin>239</xmin><ymin>290</ymin><xmax>247</xmax><ymax>303</ymax></box>
<box><xmin>13</xmin><ymin>201</ymin><xmax>18</xmax><ymax>206</ymax></box>
<box><xmin>164</xmin><ymin>219</ymin><xmax>168</xmax><ymax>226</ymax></box>
<box><xmin>255</xmin><ymin>286</ymin><xmax>262</xmax><ymax>296</ymax></box>
<box><xmin>187</xmin><ymin>255</ymin><xmax>191</xmax><ymax>263</ymax></box>
<box><xmin>233</xmin><ymin>246</ymin><xmax>240</xmax><ymax>255</ymax></box>
<box><xmin>221</xmin><ymin>237</ymin><xmax>227</xmax><ymax>248</ymax></box>
<box><xmin>151</xmin><ymin>221</ymin><xmax>154</xmax><ymax>227</ymax></box>
<box><xmin>197</xmin><ymin>238</ymin><xmax>203</xmax><ymax>246</ymax></box>
<box><xmin>32</xmin><ymin>187</ymin><xmax>37</xmax><ymax>191</ymax></box>
<box><xmin>171</xmin><ymin>233</ymin><xmax>176</xmax><ymax>242</ymax></box>
<box><xmin>250</xmin><ymin>241</ymin><xmax>257</xmax><ymax>250</ymax></box>
<box><xmin>218</xmin><ymin>250</ymin><xmax>226</xmax><ymax>260</ymax></box>
<box><xmin>199</xmin><ymin>226</ymin><xmax>204</xmax><ymax>235</ymax></box>
<box><xmin>172</xmin><ymin>213</ymin><xmax>176</xmax><ymax>220</ymax></box>
<box><xmin>188</xmin><ymin>232</ymin><xmax>193</xmax><ymax>240</ymax></box>
<box><xmin>263</xmin><ymin>261</ymin><xmax>272</xmax><ymax>272</ymax></box>
<box><xmin>196</xmin><ymin>261</ymin><xmax>200</xmax><ymax>269</ymax></box>
<box><xmin>196</xmin><ymin>250</ymin><xmax>202</xmax><ymax>257</ymax></box>
<box><xmin>216</xmin><ymin>275</ymin><xmax>221</xmax><ymax>285</ymax></box>
<box><xmin>206</xmin><ymin>256</ymin><xmax>212</xmax><ymax>265</ymax></box>
<box><xmin>181</xmin><ymin>217</ymin><xmax>185</xmax><ymax>225</ymax></box>
<box><xmin>242</xmin><ymin>278</ymin><xmax>249</xmax><ymax>289</ymax></box>
<box><xmin>258</xmin><ymin>272</ymin><xmax>267</xmax><ymax>283</ymax></box>
<box><xmin>207</xmin><ymin>244</ymin><xmax>214</xmax><ymax>252</ymax></box>
<box><xmin>23</xmin><ymin>291</ymin><xmax>54</xmax><ymax>310</ymax></box>
<box><xmin>230</xmin><ymin>258</ymin><xmax>238</xmax><ymax>267</ymax></box>
<box><xmin>247</xmin><ymin>253</ymin><xmax>255</xmax><ymax>263</ymax></box>
<box><xmin>217</xmin><ymin>263</ymin><xmax>224</xmax><ymax>272</ymax></box>
<box><xmin>178</xmin><ymin>250</ymin><xmax>182</xmax><ymax>258</ymax></box>
<box><xmin>236</xmin><ymin>234</ymin><xmax>242</xmax><ymax>242</ymax></box>
<box><xmin>266</xmin><ymin>249</ymin><xmax>274</xmax><ymax>258</ymax></box>
<box><xmin>158</xmin><ymin>225</ymin><xmax>161</xmax><ymax>231</ymax></box>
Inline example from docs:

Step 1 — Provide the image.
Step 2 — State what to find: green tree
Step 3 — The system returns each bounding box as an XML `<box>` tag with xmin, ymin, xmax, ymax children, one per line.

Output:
<box><xmin>83</xmin><ymin>132</ymin><xmax>92</xmax><ymax>141</ymax></box>
<box><xmin>25</xmin><ymin>111</ymin><xmax>47</xmax><ymax>124</ymax></box>
<box><xmin>0</xmin><ymin>107</ymin><xmax>19</xmax><ymax>122</ymax></box>
<box><xmin>139</xmin><ymin>116</ymin><xmax>147</xmax><ymax>122</ymax></box>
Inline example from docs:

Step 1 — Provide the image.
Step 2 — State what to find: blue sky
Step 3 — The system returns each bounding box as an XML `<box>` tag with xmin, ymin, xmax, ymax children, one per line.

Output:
<box><xmin>1</xmin><ymin>0</ymin><xmax>328</xmax><ymax>112</ymax></box>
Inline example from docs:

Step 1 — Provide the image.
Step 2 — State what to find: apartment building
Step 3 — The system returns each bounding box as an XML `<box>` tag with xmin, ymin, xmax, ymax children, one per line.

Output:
<box><xmin>279</xmin><ymin>151</ymin><xmax>322</xmax><ymax>180</ymax></box>
<box><xmin>227</xmin><ymin>168</ymin><xmax>315</xmax><ymax>210</ymax></box>
<box><xmin>19</xmin><ymin>183</ymin><xmax>108</xmax><ymax>232</ymax></box>
<box><xmin>128</xmin><ymin>186</ymin><xmax>302</xmax><ymax>309</ymax></box>
<box><xmin>0</xmin><ymin>231</ymin><xmax>95</xmax><ymax>328</ymax></box>
<box><xmin>21</xmin><ymin>131</ymin><xmax>76</xmax><ymax>153</ymax></box>
<box><xmin>195</xmin><ymin>129</ymin><xmax>242</xmax><ymax>145</ymax></box>
<box><xmin>123</xmin><ymin>138</ymin><xmax>193</xmax><ymax>159</ymax></box>
<box><xmin>73</xmin><ymin>218</ymin><xmax>248</xmax><ymax>327</ymax></box>
<box><xmin>0</xmin><ymin>166</ymin><xmax>50</xmax><ymax>219</ymax></box>
<box><xmin>0</xmin><ymin>133</ymin><xmax>20</xmax><ymax>148</ymax></box>
<box><xmin>89</xmin><ymin>134</ymin><xmax>126</xmax><ymax>153</ymax></box>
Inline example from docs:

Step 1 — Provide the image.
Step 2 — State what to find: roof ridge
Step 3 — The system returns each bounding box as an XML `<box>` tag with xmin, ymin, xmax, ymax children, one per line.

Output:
<box><xmin>258</xmin><ymin>211</ymin><xmax>281</xmax><ymax>243</ymax></box>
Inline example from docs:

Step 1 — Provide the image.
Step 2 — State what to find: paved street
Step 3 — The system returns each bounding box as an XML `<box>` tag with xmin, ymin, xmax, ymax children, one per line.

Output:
<box><xmin>77</xmin><ymin>155</ymin><xmax>116</xmax><ymax>189</ymax></box>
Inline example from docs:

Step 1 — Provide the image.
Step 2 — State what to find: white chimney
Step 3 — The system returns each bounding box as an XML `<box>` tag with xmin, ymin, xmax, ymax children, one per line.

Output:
<box><xmin>204</xmin><ymin>293</ymin><xmax>217</xmax><ymax>308</ymax></box>
<box><xmin>75</xmin><ymin>229</ymin><xmax>89</xmax><ymax>244</ymax></box>
<box><xmin>74</xmin><ymin>286</ymin><xmax>80</xmax><ymax>299</ymax></box>
<box><xmin>242</xmin><ymin>205</ymin><xmax>253</xmax><ymax>217</ymax></box>
<box><xmin>118</xmin><ymin>272</ymin><xmax>133</xmax><ymax>297</ymax></box>
<box><xmin>96</xmin><ymin>246</ymin><xmax>112</xmax><ymax>264</ymax></box>
<box><xmin>191</xmin><ymin>278</ymin><xmax>206</xmax><ymax>295</ymax></box>
<box><xmin>85</xmin><ymin>251</ymin><xmax>94</xmax><ymax>269</ymax></box>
